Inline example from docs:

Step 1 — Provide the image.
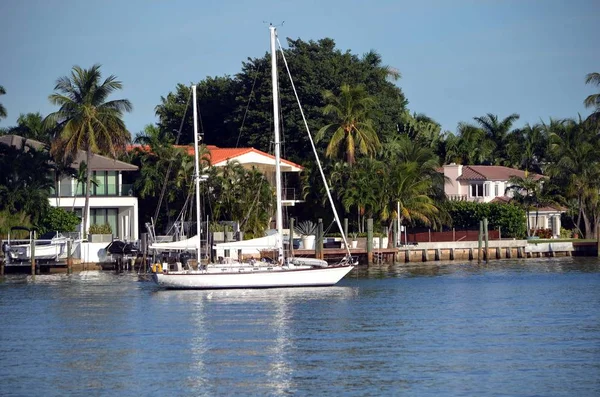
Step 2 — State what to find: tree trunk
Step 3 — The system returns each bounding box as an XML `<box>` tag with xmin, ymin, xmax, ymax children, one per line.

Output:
<box><xmin>83</xmin><ymin>151</ymin><xmax>92</xmax><ymax>238</ymax></box>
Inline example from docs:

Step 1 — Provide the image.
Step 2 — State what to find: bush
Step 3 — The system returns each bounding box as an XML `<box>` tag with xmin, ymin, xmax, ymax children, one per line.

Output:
<box><xmin>559</xmin><ymin>227</ymin><xmax>572</xmax><ymax>239</ymax></box>
<box><xmin>533</xmin><ymin>228</ymin><xmax>553</xmax><ymax>239</ymax></box>
<box><xmin>39</xmin><ymin>207</ymin><xmax>80</xmax><ymax>234</ymax></box>
<box><xmin>442</xmin><ymin>201</ymin><xmax>526</xmax><ymax>238</ymax></box>
<box><xmin>89</xmin><ymin>223</ymin><xmax>112</xmax><ymax>235</ymax></box>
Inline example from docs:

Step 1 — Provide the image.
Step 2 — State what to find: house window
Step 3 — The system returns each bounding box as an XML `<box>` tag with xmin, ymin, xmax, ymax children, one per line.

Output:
<box><xmin>470</xmin><ymin>184</ymin><xmax>484</xmax><ymax>197</ymax></box>
<box><xmin>91</xmin><ymin>208</ymin><xmax>118</xmax><ymax>235</ymax></box>
<box><xmin>92</xmin><ymin>171</ymin><xmax>119</xmax><ymax>196</ymax></box>
<box><xmin>494</xmin><ymin>184</ymin><xmax>499</xmax><ymax>197</ymax></box>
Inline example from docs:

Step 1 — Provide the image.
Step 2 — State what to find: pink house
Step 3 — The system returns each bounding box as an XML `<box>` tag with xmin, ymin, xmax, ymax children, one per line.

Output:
<box><xmin>442</xmin><ymin>163</ymin><xmax>564</xmax><ymax>237</ymax></box>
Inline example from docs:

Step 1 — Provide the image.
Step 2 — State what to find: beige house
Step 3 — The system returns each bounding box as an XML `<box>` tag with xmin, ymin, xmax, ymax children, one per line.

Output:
<box><xmin>443</xmin><ymin>163</ymin><xmax>564</xmax><ymax>237</ymax></box>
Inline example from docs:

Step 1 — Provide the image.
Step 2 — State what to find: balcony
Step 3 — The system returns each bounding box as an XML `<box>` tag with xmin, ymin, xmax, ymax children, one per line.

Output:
<box><xmin>50</xmin><ymin>183</ymin><xmax>135</xmax><ymax>198</ymax></box>
<box><xmin>282</xmin><ymin>188</ymin><xmax>303</xmax><ymax>205</ymax></box>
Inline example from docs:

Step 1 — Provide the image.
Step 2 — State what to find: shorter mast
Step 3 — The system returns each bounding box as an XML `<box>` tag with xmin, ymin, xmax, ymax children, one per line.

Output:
<box><xmin>192</xmin><ymin>85</ymin><xmax>202</xmax><ymax>264</ymax></box>
<box><xmin>270</xmin><ymin>26</ymin><xmax>284</xmax><ymax>264</ymax></box>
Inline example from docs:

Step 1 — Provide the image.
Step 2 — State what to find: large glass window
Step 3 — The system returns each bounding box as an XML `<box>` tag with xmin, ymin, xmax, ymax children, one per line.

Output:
<box><xmin>90</xmin><ymin>208</ymin><xmax>118</xmax><ymax>236</ymax></box>
<box><xmin>107</xmin><ymin>172</ymin><xmax>117</xmax><ymax>195</ymax></box>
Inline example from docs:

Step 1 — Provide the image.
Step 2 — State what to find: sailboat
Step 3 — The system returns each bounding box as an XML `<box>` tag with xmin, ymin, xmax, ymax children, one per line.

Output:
<box><xmin>151</xmin><ymin>26</ymin><xmax>356</xmax><ymax>289</ymax></box>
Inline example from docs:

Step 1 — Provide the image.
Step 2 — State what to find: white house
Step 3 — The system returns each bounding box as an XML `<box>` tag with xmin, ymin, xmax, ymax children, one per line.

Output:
<box><xmin>443</xmin><ymin>163</ymin><xmax>564</xmax><ymax>237</ymax></box>
<box><xmin>1</xmin><ymin>135</ymin><xmax>139</xmax><ymax>241</ymax></box>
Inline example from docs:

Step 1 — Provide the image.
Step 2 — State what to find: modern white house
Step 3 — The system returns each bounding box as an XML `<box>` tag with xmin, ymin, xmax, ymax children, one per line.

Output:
<box><xmin>1</xmin><ymin>135</ymin><xmax>139</xmax><ymax>241</ymax></box>
<box><xmin>442</xmin><ymin>163</ymin><xmax>564</xmax><ymax>237</ymax></box>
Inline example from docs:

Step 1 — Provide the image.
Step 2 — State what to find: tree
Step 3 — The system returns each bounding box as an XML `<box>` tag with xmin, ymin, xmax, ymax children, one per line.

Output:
<box><xmin>0</xmin><ymin>85</ymin><xmax>6</xmax><ymax>120</ymax></box>
<box><xmin>4</xmin><ymin>112</ymin><xmax>53</xmax><ymax>143</ymax></box>
<box><xmin>473</xmin><ymin>113</ymin><xmax>520</xmax><ymax>165</ymax></box>
<box><xmin>506</xmin><ymin>174</ymin><xmax>547</xmax><ymax>237</ymax></box>
<box><xmin>315</xmin><ymin>84</ymin><xmax>380</xmax><ymax>165</ymax></box>
<box><xmin>45</xmin><ymin>64</ymin><xmax>132</xmax><ymax>237</ymax></box>
<box><xmin>584</xmin><ymin>72</ymin><xmax>600</xmax><ymax>124</ymax></box>
<box><xmin>154</xmin><ymin>37</ymin><xmax>407</xmax><ymax>163</ymax></box>
<box><xmin>545</xmin><ymin>117</ymin><xmax>600</xmax><ymax>238</ymax></box>
<box><xmin>0</xmin><ymin>140</ymin><xmax>54</xmax><ymax>225</ymax></box>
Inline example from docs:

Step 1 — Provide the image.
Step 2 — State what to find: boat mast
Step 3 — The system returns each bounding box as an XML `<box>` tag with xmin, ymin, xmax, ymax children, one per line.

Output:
<box><xmin>192</xmin><ymin>85</ymin><xmax>202</xmax><ymax>264</ymax></box>
<box><xmin>270</xmin><ymin>26</ymin><xmax>284</xmax><ymax>264</ymax></box>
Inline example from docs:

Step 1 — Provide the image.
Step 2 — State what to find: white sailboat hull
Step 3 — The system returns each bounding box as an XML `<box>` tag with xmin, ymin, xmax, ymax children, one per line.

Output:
<box><xmin>152</xmin><ymin>265</ymin><xmax>354</xmax><ymax>289</ymax></box>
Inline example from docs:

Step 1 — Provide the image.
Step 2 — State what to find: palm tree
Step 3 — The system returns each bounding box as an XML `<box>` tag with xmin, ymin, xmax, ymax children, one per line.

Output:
<box><xmin>584</xmin><ymin>72</ymin><xmax>600</xmax><ymax>123</ymax></box>
<box><xmin>506</xmin><ymin>175</ymin><xmax>547</xmax><ymax>237</ymax></box>
<box><xmin>315</xmin><ymin>84</ymin><xmax>381</xmax><ymax>165</ymax></box>
<box><xmin>45</xmin><ymin>64</ymin><xmax>132</xmax><ymax>237</ymax></box>
<box><xmin>473</xmin><ymin>113</ymin><xmax>520</xmax><ymax>165</ymax></box>
<box><xmin>0</xmin><ymin>85</ymin><xmax>6</xmax><ymax>120</ymax></box>
<box><xmin>545</xmin><ymin>117</ymin><xmax>600</xmax><ymax>238</ymax></box>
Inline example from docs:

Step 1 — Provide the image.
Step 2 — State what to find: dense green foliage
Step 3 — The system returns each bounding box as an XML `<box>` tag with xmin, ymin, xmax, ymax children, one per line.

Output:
<box><xmin>443</xmin><ymin>201</ymin><xmax>527</xmax><ymax>238</ymax></box>
<box><xmin>154</xmin><ymin>38</ymin><xmax>406</xmax><ymax>163</ymax></box>
<box><xmin>38</xmin><ymin>207</ymin><xmax>80</xmax><ymax>234</ymax></box>
<box><xmin>0</xmin><ymin>140</ymin><xmax>53</xmax><ymax>225</ymax></box>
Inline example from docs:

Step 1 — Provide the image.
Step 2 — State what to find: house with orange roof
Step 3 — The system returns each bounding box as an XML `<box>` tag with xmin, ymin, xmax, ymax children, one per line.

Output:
<box><xmin>443</xmin><ymin>163</ymin><xmax>564</xmax><ymax>237</ymax></box>
<box><xmin>128</xmin><ymin>143</ymin><xmax>304</xmax><ymax>206</ymax></box>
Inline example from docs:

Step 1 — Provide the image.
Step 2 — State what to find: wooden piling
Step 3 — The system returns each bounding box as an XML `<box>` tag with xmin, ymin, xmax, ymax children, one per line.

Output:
<box><xmin>367</xmin><ymin>218</ymin><xmax>373</xmax><ymax>265</ymax></box>
<box><xmin>316</xmin><ymin>218</ymin><xmax>323</xmax><ymax>260</ymax></box>
<box><xmin>484</xmin><ymin>218</ymin><xmax>489</xmax><ymax>264</ymax></box>
<box><xmin>67</xmin><ymin>240</ymin><xmax>73</xmax><ymax>274</ymax></box>
<box><xmin>450</xmin><ymin>248</ymin><xmax>455</xmax><ymax>260</ymax></box>
<box><xmin>343</xmin><ymin>218</ymin><xmax>348</xmax><ymax>242</ymax></box>
<box><xmin>290</xmin><ymin>218</ymin><xmax>295</xmax><ymax>258</ymax></box>
<box><xmin>31</xmin><ymin>230</ymin><xmax>36</xmax><ymax>277</ymax></box>
<box><xmin>478</xmin><ymin>221</ymin><xmax>482</xmax><ymax>264</ymax></box>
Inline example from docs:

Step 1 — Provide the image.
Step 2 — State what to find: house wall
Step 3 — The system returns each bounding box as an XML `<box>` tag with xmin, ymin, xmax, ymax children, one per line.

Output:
<box><xmin>443</xmin><ymin>164</ymin><xmax>463</xmax><ymax>198</ymax></box>
<box><xmin>49</xmin><ymin>174</ymin><xmax>139</xmax><ymax>241</ymax></box>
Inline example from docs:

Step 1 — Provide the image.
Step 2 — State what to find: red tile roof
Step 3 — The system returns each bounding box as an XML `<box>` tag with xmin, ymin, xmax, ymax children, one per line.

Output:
<box><xmin>456</xmin><ymin>165</ymin><xmax>542</xmax><ymax>181</ymax></box>
<box><xmin>127</xmin><ymin>144</ymin><xmax>303</xmax><ymax>170</ymax></box>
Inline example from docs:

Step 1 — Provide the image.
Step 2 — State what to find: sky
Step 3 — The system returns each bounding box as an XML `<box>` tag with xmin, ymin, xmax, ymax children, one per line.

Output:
<box><xmin>0</xmin><ymin>0</ymin><xmax>598</xmax><ymax>136</ymax></box>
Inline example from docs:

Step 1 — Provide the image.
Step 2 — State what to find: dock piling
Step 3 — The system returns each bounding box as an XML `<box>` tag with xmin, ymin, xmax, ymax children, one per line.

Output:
<box><xmin>367</xmin><ymin>219</ymin><xmax>373</xmax><ymax>265</ymax></box>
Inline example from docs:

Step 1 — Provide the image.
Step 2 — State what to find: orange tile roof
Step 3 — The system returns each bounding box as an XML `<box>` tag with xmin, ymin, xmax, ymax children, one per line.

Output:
<box><xmin>127</xmin><ymin>144</ymin><xmax>303</xmax><ymax>170</ymax></box>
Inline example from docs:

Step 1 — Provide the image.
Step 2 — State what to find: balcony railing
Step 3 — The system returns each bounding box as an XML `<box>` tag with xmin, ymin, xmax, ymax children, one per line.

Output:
<box><xmin>282</xmin><ymin>188</ymin><xmax>302</xmax><ymax>202</ymax></box>
<box><xmin>50</xmin><ymin>183</ymin><xmax>135</xmax><ymax>198</ymax></box>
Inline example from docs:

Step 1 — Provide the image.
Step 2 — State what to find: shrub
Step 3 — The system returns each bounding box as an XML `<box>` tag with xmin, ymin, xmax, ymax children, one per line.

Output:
<box><xmin>533</xmin><ymin>228</ymin><xmax>553</xmax><ymax>239</ymax></box>
<box><xmin>89</xmin><ymin>223</ymin><xmax>112</xmax><ymax>235</ymax></box>
<box><xmin>39</xmin><ymin>207</ymin><xmax>80</xmax><ymax>234</ymax></box>
<box><xmin>442</xmin><ymin>201</ymin><xmax>526</xmax><ymax>238</ymax></box>
<box><xmin>559</xmin><ymin>228</ymin><xmax>572</xmax><ymax>239</ymax></box>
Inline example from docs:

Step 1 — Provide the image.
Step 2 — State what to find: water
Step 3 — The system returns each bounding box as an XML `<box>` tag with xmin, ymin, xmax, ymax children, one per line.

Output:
<box><xmin>1</xmin><ymin>257</ymin><xmax>599</xmax><ymax>396</ymax></box>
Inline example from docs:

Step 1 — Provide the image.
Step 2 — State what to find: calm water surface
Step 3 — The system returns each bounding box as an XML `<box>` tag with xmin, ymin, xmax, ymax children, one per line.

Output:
<box><xmin>1</xmin><ymin>257</ymin><xmax>599</xmax><ymax>396</ymax></box>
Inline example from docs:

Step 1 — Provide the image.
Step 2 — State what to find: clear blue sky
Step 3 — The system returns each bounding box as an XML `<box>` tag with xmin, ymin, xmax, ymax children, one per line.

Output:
<box><xmin>0</xmin><ymin>0</ymin><xmax>598</xmax><ymax>136</ymax></box>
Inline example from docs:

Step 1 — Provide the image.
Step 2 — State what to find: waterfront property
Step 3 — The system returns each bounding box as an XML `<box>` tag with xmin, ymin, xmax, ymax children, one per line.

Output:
<box><xmin>0</xmin><ymin>134</ymin><xmax>139</xmax><ymax>240</ymax></box>
<box><xmin>443</xmin><ymin>163</ymin><xmax>564</xmax><ymax>237</ymax></box>
<box><xmin>128</xmin><ymin>143</ymin><xmax>305</xmax><ymax>207</ymax></box>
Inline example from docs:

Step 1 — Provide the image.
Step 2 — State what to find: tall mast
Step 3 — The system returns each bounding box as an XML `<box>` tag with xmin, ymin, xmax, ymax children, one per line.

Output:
<box><xmin>270</xmin><ymin>26</ymin><xmax>284</xmax><ymax>264</ymax></box>
<box><xmin>192</xmin><ymin>85</ymin><xmax>202</xmax><ymax>264</ymax></box>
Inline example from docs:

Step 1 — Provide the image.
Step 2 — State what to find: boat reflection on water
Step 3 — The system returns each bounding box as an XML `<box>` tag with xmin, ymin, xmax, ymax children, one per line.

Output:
<box><xmin>150</xmin><ymin>285</ymin><xmax>359</xmax><ymax>303</ymax></box>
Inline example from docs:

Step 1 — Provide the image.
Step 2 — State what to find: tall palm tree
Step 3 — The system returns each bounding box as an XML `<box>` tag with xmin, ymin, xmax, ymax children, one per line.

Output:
<box><xmin>584</xmin><ymin>72</ymin><xmax>600</xmax><ymax>123</ymax></box>
<box><xmin>473</xmin><ymin>113</ymin><xmax>520</xmax><ymax>165</ymax></box>
<box><xmin>45</xmin><ymin>64</ymin><xmax>132</xmax><ymax>237</ymax></box>
<box><xmin>315</xmin><ymin>84</ymin><xmax>381</xmax><ymax>165</ymax></box>
<box><xmin>545</xmin><ymin>117</ymin><xmax>600</xmax><ymax>238</ymax></box>
<box><xmin>0</xmin><ymin>85</ymin><xmax>6</xmax><ymax>120</ymax></box>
